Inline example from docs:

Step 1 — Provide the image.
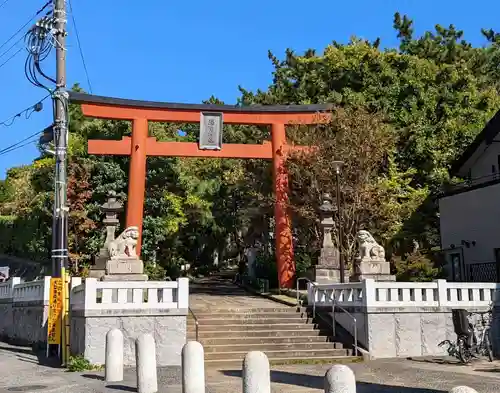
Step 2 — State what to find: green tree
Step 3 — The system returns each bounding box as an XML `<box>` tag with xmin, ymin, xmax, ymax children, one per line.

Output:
<box><xmin>239</xmin><ymin>14</ymin><xmax>500</xmax><ymax>256</ymax></box>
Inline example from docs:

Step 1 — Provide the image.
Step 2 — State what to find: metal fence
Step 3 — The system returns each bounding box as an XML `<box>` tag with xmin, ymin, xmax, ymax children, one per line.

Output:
<box><xmin>446</xmin><ymin>173</ymin><xmax>500</xmax><ymax>193</ymax></box>
<box><xmin>468</xmin><ymin>262</ymin><xmax>498</xmax><ymax>282</ymax></box>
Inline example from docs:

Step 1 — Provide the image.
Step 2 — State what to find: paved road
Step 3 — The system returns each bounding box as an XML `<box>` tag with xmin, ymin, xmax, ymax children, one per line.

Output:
<box><xmin>1</xmin><ymin>342</ymin><xmax>500</xmax><ymax>393</ymax></box>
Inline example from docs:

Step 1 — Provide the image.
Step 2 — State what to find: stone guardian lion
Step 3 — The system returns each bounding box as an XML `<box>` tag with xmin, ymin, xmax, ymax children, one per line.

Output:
<box><xmin>356</xmin><ymin>230</ymin><xmax>385</xmax><ymax>261</ymax></box>
<box><xmin>108</xmin><ymin>226</ymin><xmax>139</xmax><ymax>259</ymax></box>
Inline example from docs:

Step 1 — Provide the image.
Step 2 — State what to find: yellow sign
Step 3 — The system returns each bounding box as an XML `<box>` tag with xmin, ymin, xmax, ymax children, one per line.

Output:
<box><xmin>47</xmin><ymin>278</ymin><xmax>63</xmax><ymax>345</ymax></box>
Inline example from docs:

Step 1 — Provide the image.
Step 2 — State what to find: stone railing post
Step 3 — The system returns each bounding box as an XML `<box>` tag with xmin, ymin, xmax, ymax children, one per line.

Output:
<box><xmin>71</xmin><ymin>277</ymin><xmax>82</xmax><ymax>289</ymax></box>
<box><xmin>177</xmin><ymin>277</ymin><xmax>189</xmax><ymax>309</ymax></box>
<box><xmin>242</xmin><ymin>351</ymin><xmax>270</xmax><ymax>393</ymax></box>
<box><xmin>43</xmin><ymin>276</ymin><xmax>52</xmax><ymax>304</ymax></box>
<box><xmin>435</xmin><ymin>279</ymin><xmax>447</xmax><ymax>308</ymax></box>
<box><xmin>84</xmin><ymin>278</ymin><xmax>98</xmax><ymax>309</ymax></box>
<box><xmin>9</xmin><ymin>277</ymin><xmax>20</xmax><ymax>297</ymax></box>
<box><xmin>362</xmin><ymin>279</ymin><xmax>376</xmax><ymax>308</ymax></box>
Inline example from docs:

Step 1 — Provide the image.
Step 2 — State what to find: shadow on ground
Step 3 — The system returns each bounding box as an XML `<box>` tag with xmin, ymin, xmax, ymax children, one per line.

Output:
<box><xmin>82</xmin><ymin>374</ymin><xmax>135</xmax><ymax>391</ymax></box>
<box><xmin>408</xmin><ymin>356</ymin><xmax>469</xmax><ymax>366</ymax></box>
<box><xmin>81</xmin><ymin>374</ymin><xmax>105</xmax><ymax>381</ymax></box>
<box><xmin>0</xmin><ymin>343</ymin><xmax>61</xmax><ymax>368</ymax></box>
<box><xmin>0</xmin><ymin>343</ymin><xmax>33</xmax><ymax>355</ymax></box>
<box><xmin>104</xmin><ymin>385</ymin><xmax>136</xmax><ymax>392</ymax></box>
<box><xmin>409</xmin><ymin>355</ymin><xmax>500</xmax><ymax>373</ymax></box>
<box><xmin>221</xmin><ymin>370</ymin><xmax>444</xmax><ymax>393</ymax></box>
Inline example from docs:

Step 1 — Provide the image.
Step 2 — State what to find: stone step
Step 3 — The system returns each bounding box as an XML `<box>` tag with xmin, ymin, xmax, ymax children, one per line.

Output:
<box><xmin>204</xmin><ymin>348</ymin><xmax>350</xmax><ymax>361</ymax></box>
<box><xmin>187</xmin><ymin>329</ymin><xmax>331</xmax><ymax>339</ymax></box>
<box><xmin>188</xmin><ymin>312</ymin><xmax>303</xmax><ymax>320</ymax></box>
<box><xmin>189</xmin><ymin>307</ymin><xmax>294</xmax><ymax>313</ymax></box>
<box><xmin>188</xmin><ymin>323</ymin><xmax>316</xmax><ymax>332</ymax></box>
<box><xmin>187</xmin><ymin>317</ymin><xmax>304</xmax><ymax>326</ymax></box>
<box><xmin>203</xmin><ymin>342</ymin><xmax>343</xmax><ymax>353</ymax></box>
<box><xmin>190</xmin><ymin>335</ymin><xmax>333</xmax><ymax>345</ymax></box>
<box><xmin>205</xmin><ymin>355</ymin><xmax>361</xmax><ymax>368</ymax></box>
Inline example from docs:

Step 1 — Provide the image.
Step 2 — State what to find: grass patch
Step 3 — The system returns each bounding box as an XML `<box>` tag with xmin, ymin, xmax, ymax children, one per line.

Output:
<box><xmin>67</xmin><ymin>355</ymin><xmax>103</xmax><ymax>372</ymax></box>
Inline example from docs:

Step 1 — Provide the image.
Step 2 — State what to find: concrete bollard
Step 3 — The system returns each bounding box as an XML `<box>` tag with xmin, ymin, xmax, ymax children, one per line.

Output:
<box><xmin>135</xmin><ymin>334</ymin><xmax>158</xmax><ymax>393</ymax></box>
<box><xmin>449</xmin><ymin>387</ymin><xmax>479</xmax><ymax>393</ymax></box>
<box><xmin>105</xmin><ymin>328</ymin><xmax>124</xmax><ymax>383</ymax></box>
<box><xmin>242</xmin><ymin>351</ymin><xmax>271</xmax><ymax>393</ymax></box>
<box><xmin>324</xmin><ymin>364</ymin><xmax>356</xmax><ymax>393</ymax></box>
<box><xmin>182</xmin><ymin>341</ymin><xmax>205</xmax><ymax>393</ymax></box>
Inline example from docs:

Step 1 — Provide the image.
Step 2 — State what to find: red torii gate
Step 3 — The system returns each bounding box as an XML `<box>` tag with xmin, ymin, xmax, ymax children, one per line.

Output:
<box><xmin>69</xmin><ymin>92</ymin><xmax>331</xmax><ymax>288</ymax></box>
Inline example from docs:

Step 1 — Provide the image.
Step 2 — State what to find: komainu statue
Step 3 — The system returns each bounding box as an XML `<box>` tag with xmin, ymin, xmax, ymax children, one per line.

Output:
<box><xmin>356</xmin><ymin>230</ymin><xmax>385</xmax><ymax>261</ymax></box>
<box><xmin>108</xmin><ymin>226</ymin><xmax>139</xmax><ymax>259</ymax></box>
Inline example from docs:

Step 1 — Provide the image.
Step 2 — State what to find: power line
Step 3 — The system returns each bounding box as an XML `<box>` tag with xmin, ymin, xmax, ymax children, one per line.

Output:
<box><xmin>68</xmin><ymin>0</ymin><xmax>92</xmax><ymax>93</ymax></box>
<box><xmin>0</xmin><ymin>46</ymin><xmax>23</xmax><ymax>70</ymax></box>
<box><xmin>0</xmin><ymin>140</ymin><xmax>37</xmax><ymax>157</ymax></box>
<box><xmin>0</xmin><ymin>94</ymin><xmax>50</xmax><ymax>127</ymax></box>
<box><xmin>0</xmin><ymin>35</ymin><xmax>24</xmax><ymax>61</ymax></box>
<box><xmin>0</xmin><ymin>130</ymin><xmax>41</xmax><ymax>157</ymax></box>
<box><xmin>0</xmin><ymin>0</ymin><xmax>52</xmax><ymax>53</ymax></box>
<box><xmin>0</xmin><ymin>0</ymin><xmax>12</xmax><ymax>10</ymax></box>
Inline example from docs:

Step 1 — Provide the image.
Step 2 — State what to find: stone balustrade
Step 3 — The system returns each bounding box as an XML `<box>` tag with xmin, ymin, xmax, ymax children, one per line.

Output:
<box><xmin>13</xmin><ymin>277</ymin><xmax>51</xmax><ymax>304</ymax></box>
<box><xmin>0</xmin><ymin>276</ymin><xmax>51</xmax><ymax>345</ymax></box>
<box><xmin>0</xmin><ymin>277</ymin><xmax>20</xmax><ymax>301</ymax></box>
<box><xmin>0</xmin><ymin>276</ymin><xmax>190</xmax><ymax>366</ymax></box>
<box><xmin>308</xmin><ymin>279</ymin><xmax>500</xmax><ymax>359</ymax></box>
<box><xmin>309</xmin><ymin>279</ymin><xmax>499</xmax><ymax>309</ymax></box>
<box><xmin>70</xmin><ymin>277</ymin><xmax>189</xmax><ymax>312</ymax></box>
<box><xmin>70</xmin><ymin>277</ymin><xmax>189</xmax><ymax>366</ymax></box>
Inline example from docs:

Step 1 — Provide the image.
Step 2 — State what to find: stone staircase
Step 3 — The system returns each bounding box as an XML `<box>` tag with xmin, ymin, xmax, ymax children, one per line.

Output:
<box><xmin>188</xmin><ymin>276</ymin><xmax>355</xmax><ymax>367</ymax></box>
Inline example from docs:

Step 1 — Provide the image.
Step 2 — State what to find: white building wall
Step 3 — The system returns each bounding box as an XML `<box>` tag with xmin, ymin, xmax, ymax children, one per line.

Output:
<box><xmin>439</xmin><ymin>182</ymin><xmax>500</xmax><ymax>269</ymax></box>
<box><xmin>469</xmin><ymin>142</ymin><xmax>500</xmax><ymax>179</ymax></box>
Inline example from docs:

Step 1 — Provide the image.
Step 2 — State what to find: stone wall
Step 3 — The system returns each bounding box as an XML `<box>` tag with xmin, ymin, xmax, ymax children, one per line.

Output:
<box><xmin>361</xmin><ymin>307</ymin><xmax>492</xmax><ymax>358</ymax></box>
<box><xmin>10</xmin><ymin>302</ymin><xmax>49</xmax><ymax>346</ymax></box>
<box><xmin>70</xmin><ymin>310</ymin><xmax>187</xmax><ymax>366</ymax></box>
<box><xmin>0</xmin><ymin>298</ymin><xmax>13</xmax><ymax>339</ymax></box>
<box><xmin>0</xmin><ymin>277</ymin><xmax>50</xmax><ymax>346</ymax></box>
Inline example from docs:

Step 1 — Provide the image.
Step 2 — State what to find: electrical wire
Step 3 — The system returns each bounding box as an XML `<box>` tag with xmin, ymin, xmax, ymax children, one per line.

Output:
<box><xmin>0</xmin><ymin>140</ymin><xmax>37</xmax><ymax>157</ymax></box>
<box><xmin>0</xmin><ymin>130</ymin><xmax>41</xmax><ymax>156</ymax></box>
<box><xmin>68</xmin><ymin>0</ymin><xmax>92</xmax><ymax>93</ymax></box>
<box><xmin>0</xmin><ymin>46</ymin><xmax>23</xmax><ymax>70</ymax></box>
<box><xmin>0</xmin><ymin>0</ymin><xmax>11</xmax><ymax>10</ymax></box>
<box><xmin>24</xmin><ymin>15</ymin><xmax>56</xmax><ymax>93</ymax></box>
<box><xmin>0</xmin><ymin>0</ymin><xmax>52</xmax><ymax>53</ymax></box>
<box><xmin>0</xmin><ymin>94</ymin><xmax>50</xmax><ymax>127</ymax></box>
<box><xmin>0</xmin><ymin>35</ymin><xmax>24</xmax><ymax>61</ymax></box>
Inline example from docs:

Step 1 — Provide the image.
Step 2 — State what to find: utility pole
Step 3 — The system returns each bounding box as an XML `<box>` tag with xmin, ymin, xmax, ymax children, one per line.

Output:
<box><xmin>49</xmin><ymin>0</ymin><xmax>70</xmax><ymax>364</ymax></box>
<box><xmin>51</xmin><ymin>0</ymin><xmax>68</xmax><ymax>280</ymax></box>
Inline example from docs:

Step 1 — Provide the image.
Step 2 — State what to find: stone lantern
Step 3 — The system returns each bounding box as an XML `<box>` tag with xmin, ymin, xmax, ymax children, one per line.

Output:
<box><xmin>313</xmin><ymin>193</ymin><xmax>348</xmax><ymax>283</ymax></box>
<box><xmin>319</xmin><ymin>193</ymin><xmax>336</xmax><ymax>249</ymax></box>
<box><xmin>101</xmin><ymin>191</ymin><xmax>123</xmax><ymax>249</ymax></box>
<box><xmin>89</xmin><ymin>191</ymin><xmax>123</xmax><ymax>278</ymax></box>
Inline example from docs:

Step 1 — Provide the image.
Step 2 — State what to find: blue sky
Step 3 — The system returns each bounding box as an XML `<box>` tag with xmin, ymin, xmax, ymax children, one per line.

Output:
<box><xmin>0</xmin><ymin>0</ymin><xmax>498</xmax><ymax>178</ymax></box>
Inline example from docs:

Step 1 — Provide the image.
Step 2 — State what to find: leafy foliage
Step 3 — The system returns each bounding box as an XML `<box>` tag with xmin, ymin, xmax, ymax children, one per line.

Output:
<box><xmin>1</xmin><ymin>14</ymin><xmax>500</xmax><ymax>281</ymax></box>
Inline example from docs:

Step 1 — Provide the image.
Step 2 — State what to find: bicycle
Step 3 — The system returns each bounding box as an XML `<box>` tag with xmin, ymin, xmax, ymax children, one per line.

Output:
<box><xmin>439</xmin><ymin>306</ymin><xmax>493</xmax><ymax>364</ymax></box>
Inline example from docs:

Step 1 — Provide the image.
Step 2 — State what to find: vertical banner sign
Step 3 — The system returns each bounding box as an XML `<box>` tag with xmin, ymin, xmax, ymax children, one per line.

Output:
<box><xmin>47</xmin><ymin>278</ymin><xmax>63</xmax><ymax>345</ymax></box>
<box><xmin>199</xmin><ymin>112</ymin><xmax>223</xmax><ymax>150</ymax></box>
<box><xmin>63</xmin><ymin>272</ymin><xmax>70</xmax><ymax>365</ymax></box>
